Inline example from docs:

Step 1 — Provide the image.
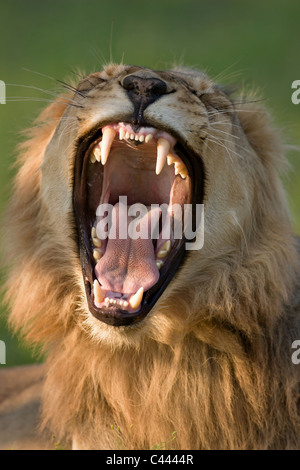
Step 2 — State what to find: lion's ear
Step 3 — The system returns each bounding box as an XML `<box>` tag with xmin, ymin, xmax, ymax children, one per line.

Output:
<box><xmin>237</xmin><ymin>102</ymin><xmax>285</xmax><ymax>170</ymax></box>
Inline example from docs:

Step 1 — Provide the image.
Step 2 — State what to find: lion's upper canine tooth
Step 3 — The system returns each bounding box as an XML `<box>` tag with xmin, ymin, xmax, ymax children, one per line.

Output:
<box><xmin>129</xmin><ymin>287</ymin><xmax>144</xmax><ymax>310</ymax></box>
<box><xmin>93</xmin><ymin>280</ymin><xmax>106</xmax><ymax>304</ymax></box>
<box><xmin>156</xmin><ymin>138</ymin><xmax>171</xmax><ymax>175</ymax></box>
<box><xmin>101</xmin><ymin>128</ymin><xmax>116</xmax><ymax>165</ymax></box>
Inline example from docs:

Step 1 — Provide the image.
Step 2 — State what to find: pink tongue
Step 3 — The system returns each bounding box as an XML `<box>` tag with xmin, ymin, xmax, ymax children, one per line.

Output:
<box><xmin>95</xmin><ymin>204</ymin><xmax>160</xmax><ymax>294</ymax></box>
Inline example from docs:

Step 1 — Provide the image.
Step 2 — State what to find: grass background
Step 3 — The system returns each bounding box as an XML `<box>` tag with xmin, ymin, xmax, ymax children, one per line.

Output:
<box><xmin>0</xmin><ymin>0</ymin><xmax>299</xmax><ymax>366</ymax></box>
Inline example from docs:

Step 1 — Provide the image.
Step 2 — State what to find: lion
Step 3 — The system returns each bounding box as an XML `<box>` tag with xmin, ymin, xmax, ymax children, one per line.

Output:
<box><xmin>1</xmin><ymin>64</ymin><xmax>300</xmax><ymax>450</ymax></box>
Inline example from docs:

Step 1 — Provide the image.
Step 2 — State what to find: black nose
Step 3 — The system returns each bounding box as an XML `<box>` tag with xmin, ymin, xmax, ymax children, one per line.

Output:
<box><xmin>121</xmin><ymin>75</ymin><xmax>167</xmax><ymax>125</ymax></box>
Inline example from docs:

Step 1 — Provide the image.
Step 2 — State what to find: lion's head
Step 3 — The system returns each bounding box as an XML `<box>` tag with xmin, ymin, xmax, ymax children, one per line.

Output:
<box><xmin>4</xmin><ymin>64</ymin><xmax>297</xmax><ymax>350</ymax></box>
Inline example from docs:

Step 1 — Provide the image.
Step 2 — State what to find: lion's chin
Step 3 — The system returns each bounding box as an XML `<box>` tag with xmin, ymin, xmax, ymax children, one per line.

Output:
<box><xmin>73</xmin><ymin>121</ymin><xmax>204</xmax><ymax>326</ymax></box>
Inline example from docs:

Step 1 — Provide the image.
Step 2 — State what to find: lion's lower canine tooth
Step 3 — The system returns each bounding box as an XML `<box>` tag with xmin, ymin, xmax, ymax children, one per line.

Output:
<box><xmin>101</xmin><ymin>128</ymin><xmax>116</xmax><ymax>165</ymax></box>
<box><xmin>156</xmin><ymin>138</ymin><xmax>171</xmax><ymax>175</ymax></box>
<box><xmin>93</xmin><ymin>280</ymin><xmax>106</xmax><ymax>304</ymax></box>
<box><xmin>129</xmin><ymin>287</ymin><xmax>144</xmax><ymax>310</ymax></box>
<box><xmin>157</xmin><ymin>240</ymin><xmax>171</xmax><ymax>258</ymax></box>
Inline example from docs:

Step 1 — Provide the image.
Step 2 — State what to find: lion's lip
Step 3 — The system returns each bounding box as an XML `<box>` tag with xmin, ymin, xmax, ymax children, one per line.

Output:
<box><xmin>73</xmin><ymin>120</ymin><xmax>203</xmax><ymax>326</ymax></box>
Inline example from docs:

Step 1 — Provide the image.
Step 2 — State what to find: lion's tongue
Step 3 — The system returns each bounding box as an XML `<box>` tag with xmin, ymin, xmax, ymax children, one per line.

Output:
<box><xmin>95</xmin><ymin>204</ymin><xmax>160</xmax><ymax>294</ymax></box>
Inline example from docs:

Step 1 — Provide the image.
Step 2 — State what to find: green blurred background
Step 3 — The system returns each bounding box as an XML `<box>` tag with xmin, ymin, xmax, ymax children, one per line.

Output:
<box><xmin>0</xmin><ymin>0</ymin><xmax>299</xmax><ymax>366</ymax></box>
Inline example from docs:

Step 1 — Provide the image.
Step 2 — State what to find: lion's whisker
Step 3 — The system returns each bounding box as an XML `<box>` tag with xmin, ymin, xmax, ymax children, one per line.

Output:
<box><xmin>5</xmin><ymin>97</ymin><xmax>83</xmax><ymax>108</ymax></box>
<box><xmin>205</xmin><ymin>136</ymin><xmax>242</xmax><ymax>161</ymax></box>
<box><xmin>22</xmin><ymin>67</ymin><xmax>86</xmax><ymax>99</ymax></box>
<box><xmin>6</xmin><ymin>84</ymin><xmax>79</xmax><ymax>104</ymax></box>
<box><xmin>208</xmin><ymin>126</ymin><xmax>241</xmax><ymax>140</ymax></box>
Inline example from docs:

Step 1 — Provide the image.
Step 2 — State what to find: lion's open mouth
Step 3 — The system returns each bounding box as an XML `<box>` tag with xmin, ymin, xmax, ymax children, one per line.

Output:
<box><xmin>74</xmin><ymin>121</ymin><xmax>204</xmax><ymax>326</ymax></box>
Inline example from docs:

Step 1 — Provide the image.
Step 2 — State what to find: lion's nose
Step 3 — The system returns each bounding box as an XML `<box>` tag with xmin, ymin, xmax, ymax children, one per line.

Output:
<box><xmin>121</xmin><ymin>74</ymin><xmax>167</xmax><ymax>124</ymax></box>
<box><xmin>121</xmin><ymin>75</ymin><xmax>167</xmax><ymax>100</ymax></box>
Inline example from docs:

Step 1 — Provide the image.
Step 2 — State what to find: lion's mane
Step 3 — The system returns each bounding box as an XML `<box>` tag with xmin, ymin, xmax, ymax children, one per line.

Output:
<box><xmin>3</xmin><ymin>66</ymin><xmax>300</xmax><ymax>449</ymax></box>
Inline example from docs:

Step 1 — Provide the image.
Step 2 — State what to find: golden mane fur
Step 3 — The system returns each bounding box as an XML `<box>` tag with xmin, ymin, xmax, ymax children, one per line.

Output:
<box><xmin>3</xmin><ymin>64</ymin><xmax>300</xmax><ymax>449</ymax></box>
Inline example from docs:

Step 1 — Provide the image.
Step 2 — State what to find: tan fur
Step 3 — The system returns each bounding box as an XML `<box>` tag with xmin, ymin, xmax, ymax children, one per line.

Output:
<box><xmin>2</xmin><ymin>64</ymin><xmax>300</xmax><ymax>449</ymax></box>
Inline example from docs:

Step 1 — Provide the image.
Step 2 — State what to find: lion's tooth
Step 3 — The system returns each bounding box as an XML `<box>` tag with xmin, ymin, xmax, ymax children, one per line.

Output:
<box><xmin>157</xmin><ymin>240</ymin><xmax>171</xmax><ymax>258</ymax></box>
<box><xmin>135</xmin><ymin>134</ymin><xmax>139</xmax><ymax>141</ymax></box>
<box><xmin>156</xmin><ymin>260</ymin><xmax>164</xmax><ymax>269</ymax></box>
<box><xmin>145</xmin><ymin>134</ymin><xmax>153</xmax><ymax>144</ymax></box>
<box><xmin>179</xmin><ymin>169</ymin><xmax>188</xmax><ymax>179</ymax></box>
<box><xmin>139</xmin><ymin>135</ymin><xmax>145</xmax><ymax>143</ymax></box>
<box><xmin>167</xmin><ymin>154</ymin><xmax>181</xmax><ymax>165</ymax></box>
<box><xmin>129</xmin><ymin>287</ymin><xmax>144</xmax><ymax>310</ymax></box>
<box><xmin>93</xmin><ymin>248</ymin><xmax>102</xmax><ymax>261</ymax></box>
<box><xmin>92</xmin><ymin>144</ymin><xmax>101</xmax><ymax>163</ymax></box>
<box><xmin>125</xmin><ymin>131</ymin><xmax>130</xmax><ymax>140</ymax></box>
<box><xmin>122</xmin><ymin>301</ymin><xmax>129</xmax><ymax>308</ymax></box>
<box><xmin>93</xmin><ymin>280</ymin><xmax>106</xmax><ymax>304</ymax></box>
<box><xmin>130</xmin><ymin>133</ymin><xmax>135</xmax><ymax>140</ymax></box>
<box><xmin>119</xmin><ymin>128</ymin><xmax>125</xmax><ymax>140</ymax></box>
<box><xmin>174</xmin><ymin>161</ymin><xmax>187</xmax><ymax>176</ymax></box>
<box><xmin>91</xmin><ymin>227</ymin><xmax>102</xmax><ymax>247</ymax></box>
<box><xmin>90</xmin><ymin>151</ymin><xmax>97</xmax><ymax>164</ymax></box>
<box><xmin>101</xmin><ymin>128</ymin><xmax>116</xmax><ymax>165</ymax></box>
<box><xmin>156</xmin><ymin>138</ymin><xmax>171</xmax><ymax>175</ymax></box>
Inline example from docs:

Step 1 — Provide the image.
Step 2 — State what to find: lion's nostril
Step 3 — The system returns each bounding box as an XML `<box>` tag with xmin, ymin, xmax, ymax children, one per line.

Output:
<box><xmin>121</xmin><ymin>75</ymin><xmax>167</xmax><ymax>97</ymax></box>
